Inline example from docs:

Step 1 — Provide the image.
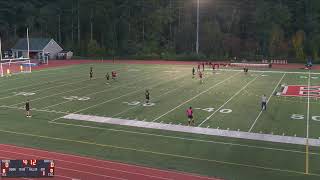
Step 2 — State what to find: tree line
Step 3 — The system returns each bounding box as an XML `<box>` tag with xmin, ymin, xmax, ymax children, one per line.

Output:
<box><xmin>0</xmin><ymin>0</ymin><xmax>319</xmax><ymax>62</ymax></box>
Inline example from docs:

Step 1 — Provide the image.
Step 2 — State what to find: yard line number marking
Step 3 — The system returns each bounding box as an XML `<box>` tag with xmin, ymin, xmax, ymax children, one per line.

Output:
<box><xmin>123</xmin><ymin>101</ymin><xmax>155</xmax><ymax>107</ymax></box>
<box><xmin>291</xmin><ymin>114</ymin><xmax>320</xmax><ymax>121</ymax></box>
<box><xmin>248</xmin><ymin>73</ymin><xmax>286</xmax><ymax>132</ymax></box>
<box><xmin>63</xmin><ymin>96</ymin><xmax>90</xmax><ymax>101</ymax></box>
<box><xmin>195</xmin><ymin>107</ymin><xmax>232</xmax><ymax>114</ymax></box>
<box><xmin>13</xmin><ymin>92</ymin><xmax>36</xmax><ymax>96</ymax></box>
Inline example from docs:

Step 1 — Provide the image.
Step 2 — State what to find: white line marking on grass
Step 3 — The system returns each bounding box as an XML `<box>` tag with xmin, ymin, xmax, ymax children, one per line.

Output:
<box><xmin>198</xmin><ymin>73</ymin><xmax>262</xmax><ymax>127</ymax></box>
<box><xmin>248</xmin><ymin>73</ymin><xmax>286</xmax><ymax>132</ymax></box>
<box><xmin>0</xmin><ymin>72</ymin><xmax>89</xmax><ymax>94</ymax></box>
<box><xmin>152</xmin><ymin>72</ymin><xmax>241</xmax><ymax>122</ymax></box>
<box><xmin>42</xmin><ymin>100</ymin><xmax>73</xmax><ymax>109</ymax></box>
<box><xmin>306</xmin><ymin>71</ymin><xmax>311</xmax><ymax>174</ymax></box>
<box><xmin>0</xmin><ymin>153</ymin><xmax>173</xmax><ymax>180</ymax></box>
<box><xmin>10</xmin><ymin>69</ymin><xmax>156</xmax><ymax>106</ymax></box>
<box><xmin>307</xmin><ymin>71</ymin><xmax>311</xmax><ymax>140</ymax></box>
<box><xmin>49</xmin><ymin>120</ymin><xmax>320</xmax><ymax>156</ymax></box>
<box><xmin>49</xmin><ymin>73</ymin><xmax>188</xmax><ymax>122</ymax></box>
<box><xmin>0</xmin><ymin>77</ymin><xmax>93</xmax><ymax>100</ymax></box>
<box><xmin>61</xmin><ymin>114</ymin><xmax>320</xmax><ymax>147</ymax></box>
<box><xmin>111</xmin><ymin>83</ymin><xmax>187</xmax><ymax>118</ymax></box>
<box><xmin>1</xmin><ymin>128</ymin><xmax>319</xmax><ymax>177</ymax></box>
<box><xmin>217</xmin><ymin>68</ymin><xmax>320</xmax><ymax>75</ymax></box>
<box><xmin>9</xmin><ymin>84</ymin><xmax>94</xmax><ymax>106</ymax></box>
<box><xmin>0</xmin><ymin>105</ymin><xmax>68</xmax><ymax>114</ymax></box>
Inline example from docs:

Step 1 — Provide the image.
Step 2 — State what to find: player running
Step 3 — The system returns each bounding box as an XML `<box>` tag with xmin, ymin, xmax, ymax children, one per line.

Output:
<box><xmin>186</xmin><ymin>107</ymin><xmax>194</xmax><ymax>126</ymax></box>
<box><xmin>244</xmin><ymin>67</ymin><xmax>248</xmax><ymax>74</ymax></box>
<box><xmin>112</xmin><ymin>71</ymin><xmax>117</xmax><ymax>80</ymax></box>
<box><xmin>199</xmin><ymin>71</ymin><xmax>203</xmax><ymax>84</ymax></box>
<box><xmin>145</xmin><ymin>90</ymin><xmax>150</xmax><ymax>104</ymax></box>
<box><xmin>202</xmin><ymin>62</ymin><xmax>205</xmax><ymax>71</ymax></box>
<box><xmin>105</xmin><ymin>72</ymin><xmax>110</xmax><ymax>83</ymax></box>
<box><xmin>25</xmin><ymin>100</ymin><xmax>31</xmax><ymax>118</ymax></box>
<box><xmin>89</xmin><ymin>66</ymin><xmax>93</xmax><ymax>80</ymax></box>
<box><xmin>197</xmin><ymin>64</ymin><xmax>200</xmax><ymax>72</ymax></box>
<box><xmin>192</xmin><ymin>67</ymin><xmax>195</xmax><ymax>78</ymax></box>
<box><xmin>261</xmin><ymin>94</ymin><xmax>267</xmax><ymax>111</ymax></box>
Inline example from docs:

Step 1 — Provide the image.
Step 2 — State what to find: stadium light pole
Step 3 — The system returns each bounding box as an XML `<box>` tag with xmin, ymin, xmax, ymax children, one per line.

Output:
<box><xmin>196</xmin><ymin>0</ymin><xmax>199</xmax><ymax>54</ymax></box>
<box><xmin>27</xmin><ymin>28</ymin><xmax>30</xmax><ymax>59</ymax></box>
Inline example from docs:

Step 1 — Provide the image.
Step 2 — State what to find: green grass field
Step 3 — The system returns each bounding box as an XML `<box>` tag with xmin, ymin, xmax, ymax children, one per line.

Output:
<box><xmin>1</xmin><ymin>62</ymin><xmax>320</xmax><ymax>180</ymax></box>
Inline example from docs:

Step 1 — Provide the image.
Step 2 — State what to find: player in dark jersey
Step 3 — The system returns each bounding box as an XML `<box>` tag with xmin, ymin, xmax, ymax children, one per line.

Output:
<box><xmin>202</xmin><ymin>62</ymin><xmax>205</xmax><ymax>71</ymax></box>
<box><xmin>25</xmin><ymin>100</ymin><xmax>31</xmax><ymax>118</ymax></box>
<box><xmin>106</xmin><ymin>73</ymin><xmax>110</xmax><ymax>80</ymax></box>
<box><xmin>89</xmin><ymin>66</ymin><xmax>93</xmax><ymax>80</ymax></box>
<box><xmin>145</xmin><ymin>90</ymin><xmax>150</xmax><ymax>104</ymax></box>
<box><xmin>197</xmin><ymin>64</ymin><xmax>200</xmax><ymax>72</ymax></box>
<box><xmin>192</xmin><ymin>67</ymin><xmax>195</xmax><ymax>78</ymax></box>
<box><xmin>244</xmin><ymin>67</ymin><xmax>248</xmax><ymax>74</ymax></box>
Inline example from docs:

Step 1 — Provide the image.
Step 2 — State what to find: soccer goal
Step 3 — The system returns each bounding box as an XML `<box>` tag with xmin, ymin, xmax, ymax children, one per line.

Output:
<box><xmin>0</xmin><ymin>59</ymin><xmax>32</xmax><ymax>77</ymax></box>
<box><xmin>0</xmin><ymin>28</ymin><xmax>32</xmax><ymax>77</ymax></box>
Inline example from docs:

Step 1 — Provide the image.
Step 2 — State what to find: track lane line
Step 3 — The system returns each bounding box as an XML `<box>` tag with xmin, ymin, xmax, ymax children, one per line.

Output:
<box><xmin>0</xmin><ymin>152</ymin><xmax>173</xmax><ymax>180</ymax></box>
<box><xmin>0</xmin><ymin>132</ymin><xmax>317</xmax><ymax>178</ymax></box>
<box><xmin>0</xmin><ymin>145</ymin><xmax>217</xmax><ymax>180</ymax></box>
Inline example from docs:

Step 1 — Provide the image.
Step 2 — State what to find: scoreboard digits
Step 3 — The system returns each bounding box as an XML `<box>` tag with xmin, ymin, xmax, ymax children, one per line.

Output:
<box><xmin>0</xmin><ymin>160</ymin><xmax>54</xmax><ymax>177</ymax></box>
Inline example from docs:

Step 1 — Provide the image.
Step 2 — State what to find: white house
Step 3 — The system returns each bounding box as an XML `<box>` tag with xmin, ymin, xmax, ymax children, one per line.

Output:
<box><xmin>11</xmin><ymin>38</ymin><xmax>63</xmax><ymax>60</ymax></box>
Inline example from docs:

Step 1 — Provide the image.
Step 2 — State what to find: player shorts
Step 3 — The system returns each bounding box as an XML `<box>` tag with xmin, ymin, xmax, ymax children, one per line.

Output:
<box><xmin>26</xmin><ymin>107</ymin><xmax>30</xmax><ymax>111</ymax></box>
<box><xmin>188</xmin><ymin>115</ymin><xmax>193</xmax><ymax>119</ymax></box>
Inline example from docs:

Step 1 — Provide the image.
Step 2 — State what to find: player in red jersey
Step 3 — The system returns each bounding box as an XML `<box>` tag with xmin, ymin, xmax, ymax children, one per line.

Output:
<box><xmin>112</xmin><ymin>71</ymin><xmax>117</xmax><ymax>80</ymax></box>
<box><xmin>199</xmin><ymin>71</ymin><xmax>203</xmax><ymax>84</ymax></box>
<box><xmin>186</xmin><ymin>107</ymin><xmax>194</xmax><ymax>126</ymax></box>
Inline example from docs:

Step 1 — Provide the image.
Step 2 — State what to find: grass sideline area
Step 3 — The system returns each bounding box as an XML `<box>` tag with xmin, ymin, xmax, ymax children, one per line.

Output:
<box><xmin>0</xmin><ymin>63</ymin><xmax>320</xmax><ymax>180</ymax></box>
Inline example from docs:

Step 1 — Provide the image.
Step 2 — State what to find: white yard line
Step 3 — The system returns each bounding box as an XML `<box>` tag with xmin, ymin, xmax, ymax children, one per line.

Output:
<box><xmin>10</xmin><ymin>84</ymin><xmax>95</xmax><ymax>106</ymax></box>
<box><xmin>8</xmin><ymin>68</ymin><xmax>154</xmax><ymax>106</ymax></box>
<box><xmin>152</xmin><ymin>72</ymin><xmax>241</xmax><ymax>122</ymax></box>
<box><xmin>0</xmin><ymin>76</ymin><xmax>90</xmax><ymax>100</ymax></box>
<box><xmin>248</xmin><ymin>73</ymin><xmax>286</xmax><ymax>132</ymax></box>
<box><xmin>49</xmin><ymin>120</ymin><xmax>320</xmax><ymax>155</ymax></box>
<box><xmin>217</xmin><ymin>68</ymin><xmax>320</xmax><ymax>75</ymax></box>
<box><xmin>0</xmin><ymin>66</ymin><xmax>127</xmax><ymax>97</ymax></box>
<box><xmin>0</xmin><ymin>105</ymin><xmax>68</xmax><ymax>114</ymax></box>
<box><xmin>42</xmin><ymin>100</ymin><xmax>73</xmax><ymax>109</ymax></box>
<box><xmin>112</xmin><ymin>83</ymin><xmax>188</xmax><ymax>118</ymax></box>
<box><xmin>49</xmin><ymin>73</ymin><xmax>189</xmax><ymax>122</ymax></box>
<box><xmin>62</xmin><ymin>114</ymin><xmax>320</xmax><ymax>147</ymax></box>
<box><xmin>198</xmin><ymin>73</ymin><xmax>262</xmax><ymax>127</ymax></box>
<box><xmin>41</xmin><ymin>75</ymin><xmax>155</xmax><ymax>110</ymax></box>
<box><xmin>0</xmin><ymin>65</ymin><xmax>78</xmax><ymax>82</ymax></box>
<box><xmin>307</xmin><ymin>71</ymin><xmax>311</xmax><ymax>139</ymax></box>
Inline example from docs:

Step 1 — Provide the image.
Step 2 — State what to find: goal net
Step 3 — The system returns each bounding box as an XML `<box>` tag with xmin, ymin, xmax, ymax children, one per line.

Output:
<box><xmin>0</xmin><ymin>59</ymin><xmax>32</xmax><ymax>77</ymax></box>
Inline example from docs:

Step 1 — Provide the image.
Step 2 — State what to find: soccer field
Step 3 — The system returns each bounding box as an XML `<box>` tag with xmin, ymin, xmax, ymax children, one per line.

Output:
<box><xmin>0</xmin><ymin>62</ymin><xmax>320</xmax><ymax>180</ymax></box>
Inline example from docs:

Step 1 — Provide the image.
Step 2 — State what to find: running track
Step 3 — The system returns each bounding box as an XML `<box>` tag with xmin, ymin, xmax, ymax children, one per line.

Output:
<box><xmin>0</xmin><ymin>144</ymin><xmax>222</xmax><ymax>180</ymax></box>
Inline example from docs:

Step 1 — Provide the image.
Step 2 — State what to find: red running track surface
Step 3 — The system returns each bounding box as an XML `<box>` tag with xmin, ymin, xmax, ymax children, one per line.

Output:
<box><xmin>0</xmin><ymin>144</ymin><xmax>222</xmax><ymax>180</ymax></box>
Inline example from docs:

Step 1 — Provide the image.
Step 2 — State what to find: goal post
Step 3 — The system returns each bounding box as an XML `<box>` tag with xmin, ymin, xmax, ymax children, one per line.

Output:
<box><xmin>0</xmin><ymin>59</ymin><xmax>32</xmax><ymax>77</ymax></box>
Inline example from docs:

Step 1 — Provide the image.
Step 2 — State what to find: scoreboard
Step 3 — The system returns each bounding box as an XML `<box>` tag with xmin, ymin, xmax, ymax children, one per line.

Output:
<box><xmin>1</xmin><ymin>160</ymin><xmax>54</xmax><ymax>177</ymax></box>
